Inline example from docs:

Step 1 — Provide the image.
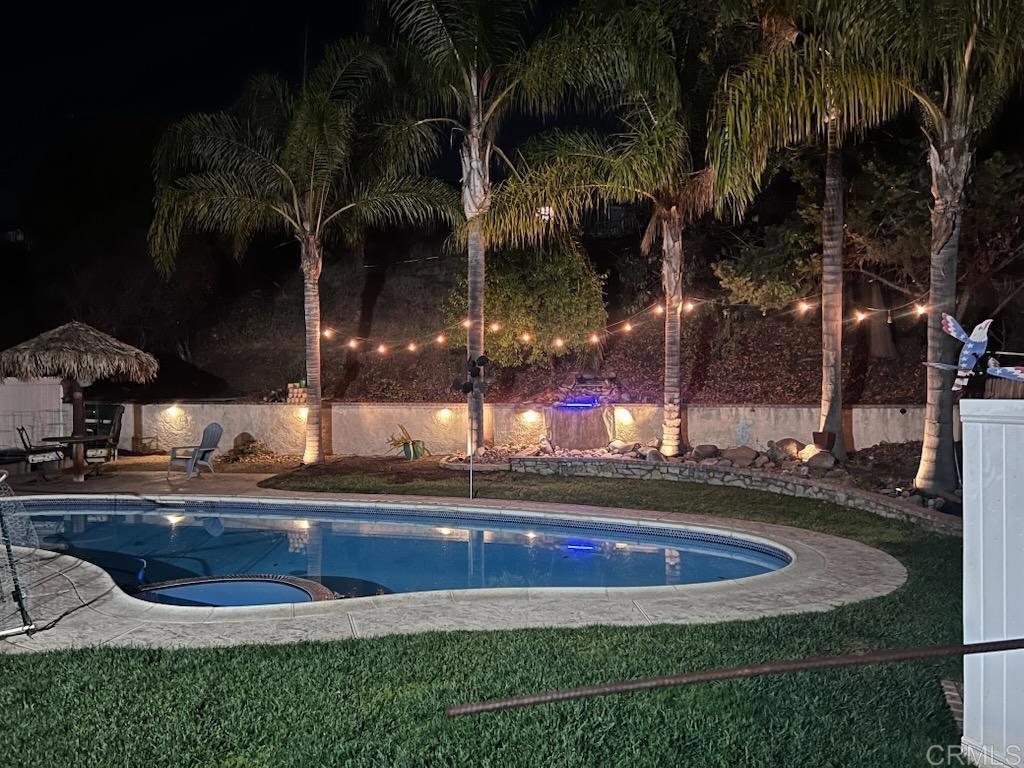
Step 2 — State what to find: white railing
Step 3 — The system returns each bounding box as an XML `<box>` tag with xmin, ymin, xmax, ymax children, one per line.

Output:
<box><xmin>960</xmin><ymin>399</ymin><xmax>1024</xmax><ymax>767</ymax></box>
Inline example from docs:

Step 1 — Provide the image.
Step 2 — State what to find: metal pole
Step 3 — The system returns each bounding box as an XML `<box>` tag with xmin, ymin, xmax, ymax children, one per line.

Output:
<box><xmin>446</xmin><ymin>637</ymin><xmax>1024</xmax><ymax>717</ymax></box>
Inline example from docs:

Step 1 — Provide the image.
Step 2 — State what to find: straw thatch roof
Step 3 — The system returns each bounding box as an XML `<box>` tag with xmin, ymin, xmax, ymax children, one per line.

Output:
<box><xmin>0</xmin><ymin>322</ymin><xmax>158</xmax><ymax>384</ymax></box>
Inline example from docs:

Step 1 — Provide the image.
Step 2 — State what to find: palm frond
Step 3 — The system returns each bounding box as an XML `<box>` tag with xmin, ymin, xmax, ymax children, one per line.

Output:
<box><xmin>306</xmin><ymin>37</ymin><xmax>392</xmax><ymax>102</ymax></box>
<box><xmin>149</xmin><ymin>174</ymin><xmax>288</xmax><ymax>276</ymax></box>
<box><xmin>323</xmin><ymin>176</ymin><xmax>461</xmax><ymax>235</ymax></box>
<box><xmin>708</xmin><ymin>36</ymin><xmax>910</xmax><ymax>212</ymax></box>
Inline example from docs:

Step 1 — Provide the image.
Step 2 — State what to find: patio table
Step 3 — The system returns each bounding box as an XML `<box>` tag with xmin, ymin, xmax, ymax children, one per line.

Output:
<box><xmin>43</xmin><ymin>434</ymin><xmax>110</xmax><ymax>482</ymax></box>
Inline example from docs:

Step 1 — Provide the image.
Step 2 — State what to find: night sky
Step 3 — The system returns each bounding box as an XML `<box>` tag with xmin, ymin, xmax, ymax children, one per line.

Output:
<box><xmin>0</xmin><ymin>5</ymin><xmax>366</xmax><ymax>219</ymax></box>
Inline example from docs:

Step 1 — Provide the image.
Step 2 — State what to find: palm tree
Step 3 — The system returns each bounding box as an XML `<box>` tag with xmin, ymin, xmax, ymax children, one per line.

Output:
<box><xmin>709</xmin><ymin>4</ymin><xmax>909</xmax><ymax>460</ymax></box>
<box><xmin>867</xmin><ymin>0</ymin><xmax>1024</xmax><ymax>492</ymax></box>
<box><xmin>383</xmin><ymin>0</ymin><xmax>628</xmax><ymax>453</ymax></box>
<box><xmin>478</xmin><ymin>1</ymin><xmax>718</xmax><ymax>457</ymax></box>
<box><xmin>149</xmin><ymin>40</ymin><xmax>458</xmax><ymax>464</ymax></box>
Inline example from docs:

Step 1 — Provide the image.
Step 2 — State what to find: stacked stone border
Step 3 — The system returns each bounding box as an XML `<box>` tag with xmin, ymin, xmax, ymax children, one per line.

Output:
<box><xmin>511</xmin><ymin>457</ymin><xmax>962</xmax><ymax>537</ymax></box>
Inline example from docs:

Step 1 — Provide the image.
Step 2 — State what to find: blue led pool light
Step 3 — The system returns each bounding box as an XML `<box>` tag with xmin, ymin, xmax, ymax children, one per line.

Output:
<box><xmin>556</xmin><ymin>395</ymin><xmax>599</xmax><ymax>408</ymax></box>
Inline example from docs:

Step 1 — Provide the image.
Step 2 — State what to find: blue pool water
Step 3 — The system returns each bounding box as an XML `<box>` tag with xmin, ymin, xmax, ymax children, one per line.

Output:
<box><xmin>22</xmin><ymin>499</ymin><xmax>789</xmax><ymax>600</ymax></box>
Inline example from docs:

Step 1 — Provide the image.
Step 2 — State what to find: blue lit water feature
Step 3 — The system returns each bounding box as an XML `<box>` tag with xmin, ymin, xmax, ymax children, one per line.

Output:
<box><xmin>22</xmin><ymin>499</ymin><xmax>789</xmax><ymax>601</ymax></box>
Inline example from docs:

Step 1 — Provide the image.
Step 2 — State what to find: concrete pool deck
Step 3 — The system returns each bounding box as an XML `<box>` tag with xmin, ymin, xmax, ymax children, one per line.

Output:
<box><xmin>1</xmin><ymin>472</ymin><xmax>907</xmax><ymax>653</ymax></box>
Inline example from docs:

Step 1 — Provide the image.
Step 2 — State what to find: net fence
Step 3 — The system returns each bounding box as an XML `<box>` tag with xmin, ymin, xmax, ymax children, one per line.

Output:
<box><xmin>0</xmin><ymin>471</ymin><xmax>38</xmax><ymax>635</ymax></box>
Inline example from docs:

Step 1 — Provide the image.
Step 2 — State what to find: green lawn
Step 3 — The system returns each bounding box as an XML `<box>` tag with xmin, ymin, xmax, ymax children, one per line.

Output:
<box><xmin>1</xmin><ymin>472</ymin><xmax>961</xmax><ymax>767</ymax></box>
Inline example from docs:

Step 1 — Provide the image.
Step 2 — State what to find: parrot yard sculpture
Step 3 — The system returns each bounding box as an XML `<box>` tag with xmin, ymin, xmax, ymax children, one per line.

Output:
<box><xmin>925</xmin><ymin>313</ymin><xmax>1024</xmax><ymax>391</ymax></box>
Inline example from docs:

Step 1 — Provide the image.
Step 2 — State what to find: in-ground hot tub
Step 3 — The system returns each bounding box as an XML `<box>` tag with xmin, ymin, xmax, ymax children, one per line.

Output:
<box><xmin>133</xmin><ymin>574</ymin><xmax>338</xmax><ymax>607</ymax></box>
<box><xmin>19</xmin><ymin>496</ymin><xmax>791</xmax><ymax>606</ymax></box>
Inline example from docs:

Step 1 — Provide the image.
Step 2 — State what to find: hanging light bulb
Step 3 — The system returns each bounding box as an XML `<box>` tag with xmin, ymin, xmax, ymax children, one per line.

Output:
<box><xmin>855</xmin><ymin>311</ymin><xmax>866</xmax><ymax>323</ymax></box>
<box><xmin>623</xmin><ymin>322</ymin><xmax>633</xmax><ymax>332</ymax></box>
<box><xmin>348</xmin><ymin>338</ymin><xmax>360</xmax><ymax>349</ymax></box>
<box><xmin>589</xmin><ymin>333</ymin><xmax>600</xmax><ymax>344</ymax></box>
<box><xmin>683</xmin><ymin>301</ymin><xmax>695</xmax><ymax>313</ymax></box>
<box><xmin>653</xmin><ymin>304</ymin><xmax>664</xmax><ymax>315</ymax></box>
<box><xmin>886</xmin><ymin>310</ymin><xmax>893</xmax><ymax>325</ymax></box>
<box><xmin>489</xmin><ymin>322</ymin><xmax>501</xmax><ymax>332</ymax></box>
<box><xmin>915</xmin><ymin>304</ymin><xmax>927</xmax><ymax>317</ymax></box>
<box><xmin>461</xmin><ymin>318</ymin><xmax>472</xmax><ymax>329</ymax></box>
<box><xmin>322</xmin><ymin>328</ymin><xmax>334</xmax><ymax>339</ymax></box>
<box><xmin>798</xmin><ymin>301</ymin><xmax>811</xmax><ymax>314</ymax></box>
<box><xmin>553</xmin><ymin>337</ymin><xmax>564</xmax><ymax>348</ymax></box>
<box><xmin>377</xmin><ymin>343</ymin><xmax>388</xmax><ymax>355</ymax></box>
<box><xmin>407</xmin><ymin>342</ymin><xmax>418</xmax><ymax>352</ymax></box>
<box><xmin>435</xmin><ymin>334</ymin><xmax>446</xmax><ymax>344</ymax></box>
<box><xmin>520</xmin><ymin>332</ymin><xmax>532</xmax><ymax>343</ymax></box>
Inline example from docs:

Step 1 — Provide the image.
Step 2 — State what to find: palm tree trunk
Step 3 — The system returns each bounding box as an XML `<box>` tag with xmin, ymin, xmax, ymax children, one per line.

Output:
<box><xmin>916</xmin><ymin>134</ymin><xmax>972</xmax><ymax>492</ymax></box>
<box><xmin>461</xmin><ymin>112</ymin><xmax>491</xmax><ymax>455</ymax></box>
<box><xmin>300</xmin><ymin>237</ymin><xmax>325</xmax><ymax>465</ymax></box>
<box><xmin>820</xmin><ymin>121</ymin><xmax>846</xmax><ymax>459</ymax></box>
<box><xmin>465</xmin><ymin>217</ymin><xmax>486</xmax><ymax>453</ymax></box>
<box><xmin>661</xmin><ymin>214</ymin><xmax>684</xmax><ymax>456</ymax></box>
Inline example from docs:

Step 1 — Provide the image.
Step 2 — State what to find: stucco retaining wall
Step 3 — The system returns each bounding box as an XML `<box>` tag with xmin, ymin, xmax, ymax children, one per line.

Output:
<box><xmin>510</xmin><ymin>457</ymin><xmax>962</xmax><ymax>536</ymax></box>
<box><xmin>113</xmin><ymin>401</ymin><xmax>930</xmax><ymax>458</ymax></box>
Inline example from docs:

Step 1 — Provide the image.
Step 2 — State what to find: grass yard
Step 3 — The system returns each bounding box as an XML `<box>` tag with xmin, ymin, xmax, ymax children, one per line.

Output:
<box><xmin>0</xmin><ymin>466</ymin><xmax>961</xmax><ymax>767</ymax></box>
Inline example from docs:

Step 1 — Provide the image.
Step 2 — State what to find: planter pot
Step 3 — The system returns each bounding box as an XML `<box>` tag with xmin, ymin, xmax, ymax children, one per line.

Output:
<box><xmin>812</xmin><ymin>431</ymin><xmax>836</xmax><ymax>451</ymax></box>
<box><xmin>401</xmin><ymin>441</ymin><xmax>426</xmax><ymax>460</ymax></box>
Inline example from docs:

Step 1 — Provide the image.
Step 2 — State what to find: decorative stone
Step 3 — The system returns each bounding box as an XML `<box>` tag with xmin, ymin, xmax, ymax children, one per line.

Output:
<box><xmin>608</xmin><ymin>439</ymin><xmax>627</xmax><ymax>451</ymax></box>
<box><xmin>645</xmin><ymin>437</ymin><xmax>662</xmax><ymax>448</ymax></box>
<box><xmin>805</xmin><ymin>451</ymin><xmax>837</xmax><ymax>469</ymax></box>
<box><xmin>644</xmin><ymin>448</ymin><xmax>666</xmax><ymax>463</ymax></box>
<box><xmin>771</xmin><ymin>438</ymin><xmax>806</xmax><ymax>459</ymax></box>
<box><xmin>717</xmin><ymin>459</ymin><xmax>734</xmax><ymax>467</ymax></box>
<box><xmin>699</xmin><ymin>458</ymin><xmax>720</xmax><ymax>466</ymax></box>
<box><xmin>721</xmin><ymin>446</ymin><xmax>758</xmax><ymax>463</ymax></box>
<box><xmin>615</xmin><ymin>442</ymin><xmax>641</xmax><ymax>455</ymax></box>
<box><xmin>693</xmin><ymin>444</ymin><xmax>720</xmax><ymax>459</ymax></box>
<box><xmin>753</xmin><ymin>455</ymin><xmax>770</xmax><ymax>468</ymax></box>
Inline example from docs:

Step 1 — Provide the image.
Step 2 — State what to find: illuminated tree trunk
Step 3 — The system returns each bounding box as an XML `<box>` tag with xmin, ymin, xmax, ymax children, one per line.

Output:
<box><xmin>460</xmin><ymin>90</ymin><xmax>491</xmax><ymax>455</ymax></box>
<box><xmin>661</xmin><ymin>214</ymin><xmax>684</xmax><ymax>457</ymax></box>
<box><xmin>916</xmin><ymin>131</ymin><xmax>971</xmax><ymax>493</ymax></box>
<box><xmin>820</xmin><ymin>121</ymin><xmax>846</xmax><ymax>460</ymax></box>
<box><xmin>301</xmin><ymin>237</ymin><xmax>325</xmax><ymax>465</ymax></box>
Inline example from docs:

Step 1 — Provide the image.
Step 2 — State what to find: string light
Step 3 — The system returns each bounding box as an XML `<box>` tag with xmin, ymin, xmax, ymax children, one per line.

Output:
<box><xmin>320</xmin><ymin>291</ymin><xmax>930</xmax><ymax>357</ymax></box>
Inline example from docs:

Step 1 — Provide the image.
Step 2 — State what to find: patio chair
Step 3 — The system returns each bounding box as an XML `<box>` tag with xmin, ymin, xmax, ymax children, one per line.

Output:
<box><xmin>167</xmin><ymin>422</ymin><xmax>223</xmax><ymax>481</ymax></box>
<box><xmin>15</xmin><ymin>427</ymin><xmax>65</xmax><ymax>481</ymax></box>
<box><xmin>85</xmin><ymin>404</ymin><xmax>124</xmax><ymax>474</ymax></box>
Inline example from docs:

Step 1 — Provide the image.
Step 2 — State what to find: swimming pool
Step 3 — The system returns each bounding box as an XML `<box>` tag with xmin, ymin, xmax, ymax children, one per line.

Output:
<box><xmin>19</xmin><ymin>497</ymin><xmax>791</xmax><ymax>605</ymax></box>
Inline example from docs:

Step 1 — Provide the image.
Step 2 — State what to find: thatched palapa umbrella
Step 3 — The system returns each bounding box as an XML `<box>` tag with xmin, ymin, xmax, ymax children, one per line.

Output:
<box><xmin>0</xmin><ymin>322</ymin><xmax>158</xmax><ymax>481</ymax></box>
